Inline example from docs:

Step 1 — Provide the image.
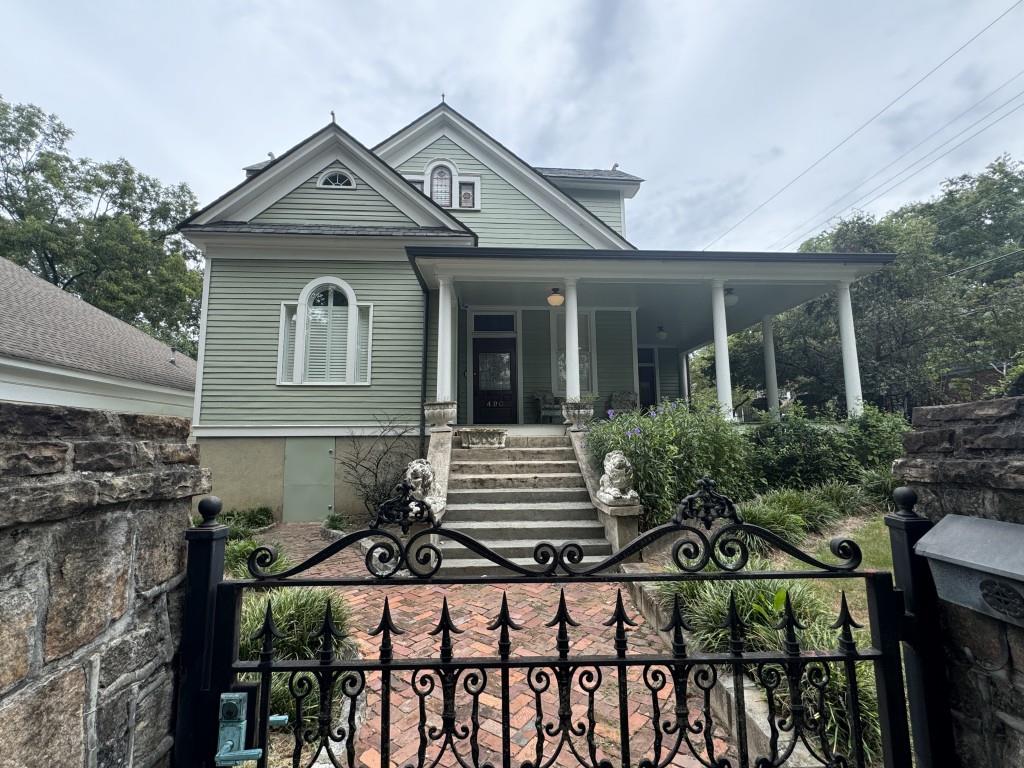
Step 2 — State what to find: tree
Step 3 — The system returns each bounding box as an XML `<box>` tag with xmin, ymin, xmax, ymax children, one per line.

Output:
<box><xmin>0</xmin><ymin>96</ymin><xmax>202</xmax><ymax>355</ymax></box>
<box><xmin>714</xmin><ymin>157</ymin><xmax>1024</xmax><ymax>414</ymax></box>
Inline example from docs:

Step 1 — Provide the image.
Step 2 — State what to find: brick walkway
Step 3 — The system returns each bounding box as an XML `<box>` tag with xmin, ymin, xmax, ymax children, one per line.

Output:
<box><xmin>258</xmin><ymin>523</ymin><xmax>734</xmax><ymax>768</ymax></box>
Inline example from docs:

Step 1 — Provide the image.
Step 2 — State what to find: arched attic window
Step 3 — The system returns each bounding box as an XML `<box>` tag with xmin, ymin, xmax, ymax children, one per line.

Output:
<box><xmin>429</xmin><ymin>165</ymin><xmax>452</xmax><ymax>207</ymax></box>
<box><xmin>317</xmin><ymin>169</ymin><xmax>355</xmax><ymax>189</ymax></box>
<box><xmin>280</xmin><ymin>277</ymin><xmax>372</xmax><ymax>385</ymax></box>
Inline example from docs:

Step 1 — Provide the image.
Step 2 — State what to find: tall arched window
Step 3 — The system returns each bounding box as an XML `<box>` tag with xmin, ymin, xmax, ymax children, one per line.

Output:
<box><xmin>280</xmin><ymin>277</ymin><xmax>372</xmax><ymax>384</ymax></box>
<box><xmin>430</xmin><ymin>165</ymin><xmax>452</xmax><ymax>207</ymax></box>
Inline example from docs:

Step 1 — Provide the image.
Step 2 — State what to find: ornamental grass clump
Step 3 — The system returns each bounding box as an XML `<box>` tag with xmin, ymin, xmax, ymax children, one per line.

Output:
<box><xmin>224</xmin><ymin>537</ymin><xmax>293</xmax><ymax>579</ymax></box>
<box><xmin>588</xmin><ymin>394</ymin><xmax>756</xmax><ymax>527</ymax></box>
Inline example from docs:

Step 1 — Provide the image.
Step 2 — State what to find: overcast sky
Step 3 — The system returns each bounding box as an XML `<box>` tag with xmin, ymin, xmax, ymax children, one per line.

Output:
<box><xmin>4</xmin><ymin>0</ymin><xmax>1023</xmax><ymax>250</ymax></box>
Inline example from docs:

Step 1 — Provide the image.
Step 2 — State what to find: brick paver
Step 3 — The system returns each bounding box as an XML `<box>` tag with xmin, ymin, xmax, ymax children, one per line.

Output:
<box><xmin>258</xmin><ymin>523</ymin><xmax>734</xmax><ymax>767</ymax></box>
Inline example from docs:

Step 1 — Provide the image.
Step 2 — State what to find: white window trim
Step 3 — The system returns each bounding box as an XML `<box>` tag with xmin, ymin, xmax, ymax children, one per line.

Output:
<box><xmin>316</xmin><ymin>168</ymin><xmax>356</xmax><ymax>189</ymax></box>
<box><xmin>549</xmin><ymin>309</ymin><xmax>598</xmax><ymax>397</ymax></box>
<box><xmin>276</xmin><ymin>300</ymin><xmax>374</xmax><ymax>386</ymax></box>
<box><xmin>284</xmin><ymin>277</ymin><xmax>373</xmax><ymax>386</ymax></box>
<box><xmin>404</xmin><ymin>158</ymin><xmax>481</xmax><ymax>211</ymax></box>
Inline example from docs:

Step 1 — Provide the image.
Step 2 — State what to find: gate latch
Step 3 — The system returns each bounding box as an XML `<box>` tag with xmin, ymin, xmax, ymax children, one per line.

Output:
<box><xmin>215</xmin><ymin>693</ymin><xmax>290</xmax><ymax>766</ymax></box>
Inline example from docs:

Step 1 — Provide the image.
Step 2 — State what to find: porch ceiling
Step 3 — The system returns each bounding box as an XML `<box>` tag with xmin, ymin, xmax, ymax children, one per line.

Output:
<box><xmin>455</xmin><ymin>279</ymin><xmax>847</xmax><ymax>351</ymax></box>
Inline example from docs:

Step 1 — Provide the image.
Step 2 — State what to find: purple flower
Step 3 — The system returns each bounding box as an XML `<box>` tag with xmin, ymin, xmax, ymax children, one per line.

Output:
<box><xmin>627</xmin><ymin>427</ymin><xmax>642</xmax><ymax>438</ymax></box>
<box><xmin>607</xmin><ymin>409</ymin><xmax>616</xmax><ymax>419</ymax></box>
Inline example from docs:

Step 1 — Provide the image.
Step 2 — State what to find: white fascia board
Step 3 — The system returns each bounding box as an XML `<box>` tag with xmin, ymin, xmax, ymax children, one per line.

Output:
<box><xmin>375</xmin><ymin>112</ymin><xmax>633</xmax><ymax>250</ymax></box>
<box><xmin>187</xmin><ymin>233</ymin><xmax>473</xmax><ymax>259</ymax></box>
<box><xmin>192</xmin><ymin>424</ymin><xmax>419</xmax><ymax>437</ymax></box>
<box><xmin>191</xmin><ymin>129</ymin><xmax>467</xmax><ymax>232</ymax></box>
<box><xmin>546</xmin><ymin>177</ymin><xmax>642</xmax><ymax>199</ymax></box>
<box><xmin>0</xmin><ymin>356</ymin><xmax>194</xmax><ymax>417</ymax></box>
<box><xmin>416</xmin><ymin>257</ymin><xmax>872</xmax><ymax>286</ymax></box>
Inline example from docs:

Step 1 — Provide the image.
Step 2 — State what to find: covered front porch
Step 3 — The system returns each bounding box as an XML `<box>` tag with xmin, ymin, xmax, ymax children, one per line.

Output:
<box><xmin>410</xmin><ymin>247</ymin><xmax>894</xmax><ymax>425</ymax></box>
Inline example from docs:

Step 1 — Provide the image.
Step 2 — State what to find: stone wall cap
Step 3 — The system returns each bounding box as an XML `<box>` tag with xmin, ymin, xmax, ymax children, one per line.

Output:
<box><xmin>915</xmin><ymin>514</ymin><xmax>1024</xmax><ymax>581</ymax></box>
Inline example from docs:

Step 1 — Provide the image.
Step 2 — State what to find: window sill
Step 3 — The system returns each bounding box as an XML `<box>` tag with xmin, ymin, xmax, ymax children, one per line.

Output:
<box><xmin>276</xmin><ymin>382</ymin><xmax>373</xmax><ymax>388</ymax></box>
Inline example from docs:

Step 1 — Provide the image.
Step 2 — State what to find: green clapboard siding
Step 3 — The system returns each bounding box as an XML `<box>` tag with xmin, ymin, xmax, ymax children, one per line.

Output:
<box><xmin>564</xmin><ymin>188</ymin><xmax>623</xmax><ymax>234</ymax></box>
<box><xmin>200</xmin><ymin>258</ymin><xmax>425</xmax><ymax>425</ymax></box>
<box><xmin>253</xmin><ymin>161</ymin><xmax>415</xmax><ymax>227</ymax></box>
<box><xmin>397</xmin><ymin>137</ymin><xmax>588</xmax><ymax>248</ymax></box>
<box><xmin>595</xmin><ymin>310</ymin><xmax>635</xmax><ymax>410</ymax></box>
<box><xmin>521</xmin><ymin>309</ymin><xmax>553</xmax><ymax>423</ymax></box>
<box><xmin>658</xmin><ymin>348</ymin><xmax>681</xmax><ymax>399</ymax></box>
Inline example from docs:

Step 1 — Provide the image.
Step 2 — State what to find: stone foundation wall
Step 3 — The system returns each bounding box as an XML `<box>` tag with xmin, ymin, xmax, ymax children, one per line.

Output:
<box><xmin>0</xmin><ymin>402</ymin><xmax>210</xmax><ymax>768</ymax></box>
<box><xmin>895</xmin><ymin>396</ymin><xmax>1024</xmax><ymax>765</ymax></box>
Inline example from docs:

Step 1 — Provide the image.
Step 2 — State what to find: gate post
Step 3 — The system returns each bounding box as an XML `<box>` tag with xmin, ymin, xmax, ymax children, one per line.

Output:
<box><xmin>174</xmin><ymin>497</ymin><xmax>228</xmax><ymax>768</ymax></box>
<box><xmin>886</xmin><ymin>487</ymin><xmax>955</xmax><ymax>768</ymax></box>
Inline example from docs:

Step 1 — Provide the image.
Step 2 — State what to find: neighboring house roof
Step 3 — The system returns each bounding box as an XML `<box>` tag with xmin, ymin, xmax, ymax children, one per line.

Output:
<box><xmin>0</xmin><ymin>256</ymin><xmax>196</xmax><ymax>392</ymax></box>
<box><xmin>535</xmin><ymin>166</ymin><xmax>644</xmax><ymax>183</ymax></box>
<box><xmin>373</xmin><ymin>102</ymin><xmax>636</xmax><ymax>249</ymax></box>
<box><xmin>182</xmin><ymin>222</ymin><xmax>467</xmax><ymax>238</ymax></box>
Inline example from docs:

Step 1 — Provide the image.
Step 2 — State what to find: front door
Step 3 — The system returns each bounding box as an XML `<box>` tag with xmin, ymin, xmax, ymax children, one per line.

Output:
<box><xmin>473</xmin><ymin>338</ymin><xmax>517</xmax><ymax>424</ymax></box>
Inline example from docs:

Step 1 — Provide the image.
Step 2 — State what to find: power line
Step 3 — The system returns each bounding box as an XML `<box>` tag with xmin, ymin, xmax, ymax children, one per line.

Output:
<box><xmin>945</xmin><ymin>247</ymin><xmax>1024</xmax><ymax>276</ymax></box>
<box><xmin>765</xmin><ymin>66</ymin><xmax>1024</xmax><ymax>250</ymax></box>
<box><xmin>701</xmin><ymin>0</ymin><xmax>1023</xmax><ymax>250</ymax></box>
<box><xmin>776</xmin><ymin>92</ymin><xmax>1024</xmax><ymax>249</ymax></box>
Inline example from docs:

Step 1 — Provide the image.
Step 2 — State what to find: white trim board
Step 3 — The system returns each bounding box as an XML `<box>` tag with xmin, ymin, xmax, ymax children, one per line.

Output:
<box><xmin>192</xmin><ymin>256</ymin><xmax>212</xmax><ymax>425</ymax></box>
<box><xmin>192</xmin><ymin>424</ymin><xmax>419</xmax><ymax>437</ymax></box>
<box><xmin>0</xmin><ymin>356</ymin><xmax>194</xmax><ymax>417</ymax></box>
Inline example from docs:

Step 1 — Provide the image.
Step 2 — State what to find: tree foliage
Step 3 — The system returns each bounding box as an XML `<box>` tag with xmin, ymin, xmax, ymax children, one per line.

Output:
<box><xmin>698</xmin><ymin>156</ymin><xmax>1024</xmax><ymax>413</ymax></box>
<box><xmin>0</xmin><ymin>95</ymin><xmax>201</xmax><ymax>354</ymax></box>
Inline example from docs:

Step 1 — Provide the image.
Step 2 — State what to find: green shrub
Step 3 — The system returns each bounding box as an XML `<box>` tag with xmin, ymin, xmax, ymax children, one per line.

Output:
<box><xmin>658</xmin><ymin>569</ymin><xmax>881</xmax><ymax>762</ymax></box>
<box><xmin>224</xmin><ymin>538</ymin><xmax>293</xmax><ymax>579</ymax></box>
<box><xmin>220</xmin><ymin>506</ymin><xmax>275</xmax><ymax>540</ymax></box>
<box><xmin>238</xmin><ymin>588</ymin><xmax>356</xmax><ymax>721</ymax></box>
<box><xmin>859</xmin><ymin>465</ymin><xmax>899</xmax><ymax>512</ymax></box>
<box><xmin>324</xmin><ymin>511</ymin><xmax>347</xmax><ymax>531</ymax></box>
<box><xmin>810</xmin><ymin>480</ymin><xmax>870</xmax><ymax>520</ymax></box>
<box><xmin>736</xmin><ymin>497</ymin><xmax>809</xmax><ymax>555</ymax></box>
<box><xmin>845</xmin><ymin>405</ymin><xmax>908</xmax><ymax>469</ymax></box>
<box><xmin>587</xmin><ymin>394</ymin><xmax>756</xmax><ymax>527</ymax></box>
<box><xmin>749</xmin><ymin>408</ymin><xmax>860</xmax><ymax>489</ymax></box>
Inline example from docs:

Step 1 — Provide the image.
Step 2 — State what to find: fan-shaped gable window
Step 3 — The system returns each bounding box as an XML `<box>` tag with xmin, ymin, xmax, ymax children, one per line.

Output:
<box><xmin>278</xmin><ymin>277</ymin><xmax>372</xmax><ymax>385</ymax></box>
<box><xmin>317</xmin><ymin>169</ymin><xmax>355</xmax><ymax>189</ymax></box>
<box><xmin>430</xmin><ymin>165</ymin><xmax>452</xmax><ymax>207</ymax></box>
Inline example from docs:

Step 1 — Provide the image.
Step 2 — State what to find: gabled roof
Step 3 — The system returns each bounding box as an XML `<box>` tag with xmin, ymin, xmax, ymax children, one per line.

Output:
<box><xmin>0</xmin><ymin>257</ymin><xmax>196</xmax><ymax>391</ymax></box>
<box><xmin>373</xmin><ymin>103</ymin><xmax>635</xmax><ymax>250</ymax></box>
<box><xmin>535</xmin><ymin>166</ymin><xmax>644</xmax><ymax>183</ymax></box>
<box><xmin>179</xmin><ymin>122</ymin><xmax>475</xmax><ymax>239</ymax></box>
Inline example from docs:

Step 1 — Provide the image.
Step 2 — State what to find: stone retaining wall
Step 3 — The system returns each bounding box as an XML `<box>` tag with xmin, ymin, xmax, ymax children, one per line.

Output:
<box><xmin>895</xmin><ymin>396</ymin><xmax>1024</xmax><ymax>765</ymax></box>
<box><xmin>0</xmin><ymin>402</ymin><xmax>210</xmax><ymax>768</ymax></box>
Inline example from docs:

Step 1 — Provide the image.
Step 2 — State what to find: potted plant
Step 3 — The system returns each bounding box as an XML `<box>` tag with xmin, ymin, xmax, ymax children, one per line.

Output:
<box><xmin>562</xmin><ymin>396</ymin><xmax>596</xmax><ymax>430</ymax></box>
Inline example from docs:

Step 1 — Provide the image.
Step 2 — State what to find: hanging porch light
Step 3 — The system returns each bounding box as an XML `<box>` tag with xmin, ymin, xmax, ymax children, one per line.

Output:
<box><xmin>656</xmin><ymin>325</ymin><xmax>668</xmax><ymax>341</ymax></box>
<box><xmin>547</xmin><ymin>288</ymin><xmax>565</xmax><ymax>307</ymax></box>
<box><xmin>724</xmin><ymin>288</ymin><xmax>739</xmax><ymax>307</ymax></box>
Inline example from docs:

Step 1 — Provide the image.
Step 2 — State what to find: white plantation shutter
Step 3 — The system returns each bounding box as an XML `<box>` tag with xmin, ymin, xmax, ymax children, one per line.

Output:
<box><xmin>286</xmin><ymin>280</ymin><xmax>372</xmax><ymax>384</ymax></box>
<box><xmin>305</xmin><ymin>305</ymin><xmax>331</xmax><ymax>381</ymax></box>
<box><xmin>326</xmin><ymin>304</ymin><xmax>349</xmax><ymax>382</ymax></box>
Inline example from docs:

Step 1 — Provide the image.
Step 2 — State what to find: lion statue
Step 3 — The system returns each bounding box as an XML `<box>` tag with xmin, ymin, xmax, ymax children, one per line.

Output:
<box><xmin>596</xmin><ymin>450</ymin><xmax>640</xmax><ymax>506</ymax></box>
<box><xmin>404</xmin><ymin>458</ymin><xmax>446</xmax><ymax>517</ymax></box>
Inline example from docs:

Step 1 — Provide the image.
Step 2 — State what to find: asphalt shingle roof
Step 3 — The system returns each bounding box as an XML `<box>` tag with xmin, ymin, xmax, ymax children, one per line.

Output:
<box><xmin>534</xmin><ymin>166</ymin><xmax>644</xmax><ymax>182</ymax></box>
<box><xmin>0</xmin><ymin>257</ymin><xmax>196</xmax><ymax>392</ymax></box>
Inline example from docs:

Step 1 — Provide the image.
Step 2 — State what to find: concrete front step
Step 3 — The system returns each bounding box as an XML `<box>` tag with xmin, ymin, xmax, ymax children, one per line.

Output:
<box><xmin>451</xmin><ymin>460</ymin><xmax>580</xmax><ymax>475</ymax></box>
<box><xmin>451</xmin><ymin>447</ymin><xmax>576</xmax><ymax>462</ymax></box>
<box><xmin>444</xmin><ymin>518</ymin><xmax>606</xmax><ymax>541</ymax></box>
<box><xmin>448</xmin><ymin>473</ymin><xmax>584</xmax><ymax>490</ymax></box>
<box><xmin>444</xmin><ymin>500</ymin><xmax>598</xmax><ymax>523</ymax></box>
<box><xmin>447</xmin><ymin>487</ymin><xmax>592</xmax><ymax>504</ymax></box>
<box><xmin>504</xmin><ymin>435</ymin><xmax>571</xmax><ymax>448</ymax></box>
<box><xmin>436</xmin><ymin>554</ymin><xmax>609</xmax><ymax>577</ymax></box>
<box><xmin>438</xmin><ymin>538</ymin><xmax>610</xmax><ymax>561</ymax></box>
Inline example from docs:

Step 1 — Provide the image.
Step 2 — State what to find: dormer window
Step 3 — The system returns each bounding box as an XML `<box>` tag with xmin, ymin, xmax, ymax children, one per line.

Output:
<box><xmin>317</xmin><ymin>169</ymin><xmax>355</xmax><ymax>189</ymax></box>
<box><xmin>404</xmin><ymin>160</ymin><xmax>480</xmax><ymax>210</ymax></box>
<box><xmin>430</xmin><ymin>166</ymin><xmax>452</xmax><ymax>207</ymax></box>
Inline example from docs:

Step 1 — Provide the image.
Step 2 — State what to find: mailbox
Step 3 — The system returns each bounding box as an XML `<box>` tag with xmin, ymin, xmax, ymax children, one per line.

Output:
<box><xmin>915</xmin><ymin>514</ymin><xmax>1024</xmax><ymax>628</ymax></box>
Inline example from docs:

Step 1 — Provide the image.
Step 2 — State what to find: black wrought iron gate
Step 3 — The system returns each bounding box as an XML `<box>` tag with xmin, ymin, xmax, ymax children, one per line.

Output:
<box><xmin>173</xmin><ymin>480</ymin><xmax>918</xmax><ymax>768</ymax></box>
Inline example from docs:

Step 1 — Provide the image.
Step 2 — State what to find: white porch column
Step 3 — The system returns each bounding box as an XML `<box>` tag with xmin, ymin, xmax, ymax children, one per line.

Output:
<box><xmin>710</xmin><ymin>280</ymin><xmax>734</xmax><ymax>418</ymax></box>
<box><xmin>678</xmin><ymin>351</ymin><xmax>690</xmax><ymax>403</ymax></box>
<box><xmin>436</xmin><ymin>277</ymin><xmax>453</xmax><ymax>401</ymax></box>
<box><xmin>836</xmin><ymin>280</ymin><xmax>864</xmax><ymax>416</ymax></box>
<box><xmin>762</xmin><ymin>315</ymin><xmax>779</xmax><ymax>417</ymax></box>
<box><xmin>564</xmin><ymin>278</ymin><xmax>581</xmax><ymax>400</ymax></box>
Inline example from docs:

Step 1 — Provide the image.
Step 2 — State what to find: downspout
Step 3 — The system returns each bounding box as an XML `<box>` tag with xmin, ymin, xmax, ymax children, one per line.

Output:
<box><xmin>419</xmin><ymin>288</ymin><xmax>430</xmax><ymax>458</ymax></box>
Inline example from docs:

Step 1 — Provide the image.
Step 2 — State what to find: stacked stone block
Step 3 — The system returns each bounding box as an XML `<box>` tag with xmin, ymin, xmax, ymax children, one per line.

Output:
<box><xmin>895</xmin><ymin>395</ymin><xmax>1024</xmax><ymax>765</ymax></box>
<box><xmin>0</xmin><ymin>402</ymin><xmax>210</xmax><ymax>768</ymax></box>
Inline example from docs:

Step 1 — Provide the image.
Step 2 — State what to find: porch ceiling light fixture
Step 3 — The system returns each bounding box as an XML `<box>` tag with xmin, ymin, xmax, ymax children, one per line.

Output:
<box><xmin>547</xmin><ymin>288</ymin><xmax>565</xmax><ymax>307</ymax></box>
<box><xmin>656</xmin><ymin>325</ymin><xmax>669</xmax><ymax>341</ymax></box>
<box><xmin>724</xmin><ymin>288</ymin><xmax>739</xmax><ymax>307</ymax></box>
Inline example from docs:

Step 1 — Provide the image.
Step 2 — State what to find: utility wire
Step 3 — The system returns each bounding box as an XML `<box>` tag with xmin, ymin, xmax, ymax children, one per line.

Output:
<box><xmin>765</xmin><ymin>66</ymin><xmax>1024</xmax><ymax>250</ymax></box>
<box><xmin>945</xmin><ymin>247</ymin><xmax>1024</xmax><ymax>276</ymax></box>
<box><xmin>777</xmin><ymin>92</ymin><xmax>1024</xmax><ymax>249</ymax></box>
<box><xmin>701</xmin><ymin>0</ymin><xmax>1023</xmax><ymax>250</ymax></box>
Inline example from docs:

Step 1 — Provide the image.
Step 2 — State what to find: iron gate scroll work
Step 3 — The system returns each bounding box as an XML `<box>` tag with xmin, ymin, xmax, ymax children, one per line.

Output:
<box><xmin>175</xmin><ymin>479</ymin><xmax>912</xmax><ymax>768</ymax></box>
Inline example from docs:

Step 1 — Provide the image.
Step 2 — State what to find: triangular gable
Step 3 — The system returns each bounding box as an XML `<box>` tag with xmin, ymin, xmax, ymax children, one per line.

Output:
<box><xmin>253</xmin><ymin>161</ymin><xmax>416</xmax><ymax>227</ymax></box>
<box><xmin>373</xmin><ymin>103</ymin><xmax>634</xmax><ymax>250</ymax></box>
<box><xmin>180</xmin><ymin>123</ymin><xmax>473</xmax><ymax>236</ymax></box>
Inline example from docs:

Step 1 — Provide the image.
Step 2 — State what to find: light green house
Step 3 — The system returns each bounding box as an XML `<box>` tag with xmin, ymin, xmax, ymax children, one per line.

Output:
<box><xmin>181</xmin><ymin>103</ymin><xmax>892</xmax><ymax>521</ymax></box>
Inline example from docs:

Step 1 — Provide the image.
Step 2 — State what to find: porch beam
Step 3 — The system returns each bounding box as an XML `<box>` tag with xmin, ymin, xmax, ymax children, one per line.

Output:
<box><xmin>762</xmin><ymin>315</ymin><xmax>779</xmax><ymax>418</ymax></box>
<box><xmin>564</xmin><ymin>279</ymin><xmax>581</xmax><ymax>400</ymax></box>
<box><xmin>837</xmin><ymin>280</ymin><xmax>864</xmax><ymax>417</ymax></box>
<box><xmin>436</xmin><ymin>277</ymin><xmax>453</xmax><ymax>401</ymax></box>
<box><xmin>710</xmin><ymin>280</ymin><xmax>734</xmax><ymax>418</ymax></box>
